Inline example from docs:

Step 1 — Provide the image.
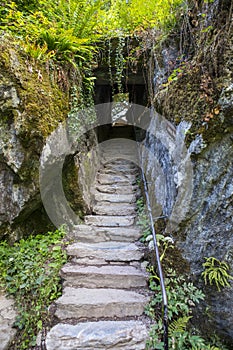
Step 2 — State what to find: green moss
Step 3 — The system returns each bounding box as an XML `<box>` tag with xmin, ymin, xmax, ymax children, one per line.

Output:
<box><xmin>0</xmin><ymin>34</ymin><xmax>69</xmax><ymax>137</ymax></box>
<box><xmin>0</xmin><ymin>34</ymin><xmax>86</xmax><ymax>239</ymax></box>
<box><xmin>153</xmin><ymin>1</ymin><xmax>233</xmax><ymax>147</ymax></box>
<box><xmin>0</xmin><ymin>34</ymin><xmax>69</xmax><ymax>182</ymax></box>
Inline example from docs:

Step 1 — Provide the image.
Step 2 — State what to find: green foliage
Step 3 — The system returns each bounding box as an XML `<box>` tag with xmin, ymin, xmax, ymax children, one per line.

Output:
<box><xmin>146</xmin><ymin>268</ymin><xmax>205</xmax><ymax>322</ymax></box>
<box><xmin>1</xmin><ymin>2</ymin><xmax>96</xmax><ymax>65</ymax></box>
<box><xmin>136</xmin><ymin>198</ymin><xmax>152</xmax><ymax>241</ymax></box>
<box><xmin>202</xmin><ymin>257</ymin><xmax>233</xmax><ymax>292</ymax></box>
<box><xmin>96</xmin><ymin>0</ymin><xmax>183</xmax><ymax>36</ymax></box>
<box><xmin>0</xmin><ymin>227</ymin><xmax>68</xmax><ymax>349</ymax></box>
<box><xmin>138</xmin><ymin>198</ymin><xmax>228</xmax><ymax>349</ymax></box>
<box><xmin>145</xmin><ymin>267</ymin><xmax>229</xmax><ymax>349</ymax></box>
<box><xmin>145</xmin><ymin>267</ymin><xmax>207</xmax><ymax>349</ymax></box>
<box><xmin>0</xmin><ymin>0</ymin><xmax>184</xmax><ymax>108</ymax></box>
<box><xmin>169</xmin><ymin>315</ymin><xmax>192</xmax><ymax>334</ymax></box>
<box><xmin>12</xmin><ymin>0</ymin><xmax>38</xmax><ymax>12</ymax></box>
<box><xmin>137</xmin><ymin>198</ymin><xmax>174</xmax><ymax>261</ymax></box>
<box><xmin>1</xmin><ymin>0</ymin><xmax>184</xmax><ymax>53</ymax></box>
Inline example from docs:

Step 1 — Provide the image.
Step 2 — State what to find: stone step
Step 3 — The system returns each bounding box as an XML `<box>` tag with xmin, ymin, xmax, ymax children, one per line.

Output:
<box><xmin>67</xmin><ymin>242</ymin><xmax>144</xmax><ymax>265</ymax></box>
<box><xmin>85</xmin><ymin>215</ymin><xmax>135</xmax><ymax>227</ymax></box>
<box><xmin>96</xmin><ymin>173</ymin><xmax>136</xmax><ymax>186</ymax></box>
<box><xmin>101</xmin><ymin>149</ymin><xmax>137</xmax><ymax>155</ymax></box>
<box><xmin>101</xmin><ymin>158</ymin><xmax>137</xmax><ymax>165</ymax></box>
<box><xmin>102</xmin><ymin>158</ymin><xmax>137</xmax><ymax>164</ymax></box>
<box><xmin>92</xmin><ymin>203</ymin><xmax>136</xmax><ymax>216</ymax></box>
<box><xmin>70</xmin><ymin>224</ymin><xmax>142</xmax><ymax>243</ymax></box>
<box><xmin>95</xmin><ymin>184</ymin><xmax>138</xmax><ymax>195</ymax></box>
<box><xmin>101</xmin><ymin>166</ymin><xmax>138</xmax><ymax>175</ymax></box>
<box><xmin>100</xmin><ymin>148</ymin><xmax>137</xmax><ymax>155</ymax></box>
<box><xmin>55</xmin><ymin>287</ymin><xmax>150</xmax><ymax>320</ymax></box>
<box><xmin>46</xmin><ymin>320</ymin><xmax>148</xmax><ymax>350</ymax></box>
<box><xmin>61</xmin><ymin>264</ymin><xmax>148</xmax><ymax>289</ymax></box>
<box><xmin>93</xmin><ymin>192</ymin><xmax>136</xmax><ymax>203</ymax></box>
<box><xmin>100</xmin><ymin>162</ymin><xmax>138</xmax><ymax>169</ymax></box>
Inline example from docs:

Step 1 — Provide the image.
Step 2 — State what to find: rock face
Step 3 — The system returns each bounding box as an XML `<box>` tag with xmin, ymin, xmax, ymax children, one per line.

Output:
<box><xmin>141</xmin><ymin>0</ymin><xmax>233</xmax><ymax>344</ymax></box>
<box><xmin>0</xmin><ymin>292</ymin><xmax>17</xmax><ymax>350</ymax></box>
<box><xmin>142</xmin><ymin>114</ymin><xmax>233</xmax><ymax>341</ymax></box>
<box><xmin>0</xmin><ymin>34</ymin><xmax>70</xmax><ymax>240</ymax></box>
<box><xmin>0</xmin><ymin>34</ymin><xmax>94</xmax><ymax>240</ymax></box>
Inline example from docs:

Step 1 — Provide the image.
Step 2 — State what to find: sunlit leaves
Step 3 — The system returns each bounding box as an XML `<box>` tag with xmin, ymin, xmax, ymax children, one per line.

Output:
<box><xmin>202</xmin><ymin>257</ymin><xmax>233</xmax><ymax>291</ymax></box>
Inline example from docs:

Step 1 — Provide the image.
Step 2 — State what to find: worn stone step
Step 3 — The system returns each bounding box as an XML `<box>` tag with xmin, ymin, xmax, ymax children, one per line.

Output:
<box><xmin>95</xmin><ymin>184</ymin><xmax>138</xmax><ymax>195</ymax></box>
<box><xmin>85</xmin><ymin>215</ymin><xmax>135</xmax><ymax>227</ymax></box>
<box><xmin>101</xmin><ymin>148</ymin><xmax>137</xmax><ymax>154</ymax></box>
<box><xmin>101</xmin><ymin>165</ymin><xmax>138</xmax><ymax>173</ymax></box>
<box><xmin>67</xmin><ymin>242</ymin><xmax>144</xmax><ymax>265</ymax></box>
<box><xmin>101</xmin><ymin>149</ymin><xmax>137</xmax><ymax>156</ymax></box>
<box><xmin>93</xmin><ymin>203</ymin><xmax>136</xmax><ymax>216</ymax></box>
<box><xmin>102</xmin><ymin>158</ymin><xmax>137</xmax><ymax>164</ymax></box>
<box><xmin>46</xmin><ymin>320</ymin><xmax>148</xmax><ymax>350</ymax></box>
<box><xmin>93</xmin><ymin>192</ymin><xmax>136</xmax><ymax>203</ymax></box>
<box><xmin>97</xmin><ymin>173</ymin><xmax>136</xmax><ymax>185</ymax></box>
<box><xmin>61</xmin><ymin>264</ymin><xmax>148</xmax><ymax>289</ymax></box>
<box><xmin>100</xmin><ymin>162</ymin><xmax>138</xmax><ymax>170</ymax></box>
<box><xmin>55</xmin><ymin>287</ymin><xmax>149</xmax><ymax>320</ymax></box>
<box><xmin>70</xmin><ymin>225</ymin><xmax>142</xmax><ymax>243</ymax></box>
<box><xmin>101</xmin><ymin>166</ymin><xmax>138</xmax><ymax>175</ymax></box>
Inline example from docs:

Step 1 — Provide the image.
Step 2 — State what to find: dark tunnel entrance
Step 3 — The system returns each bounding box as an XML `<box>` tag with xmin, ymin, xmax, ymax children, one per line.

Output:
<box><xmin>93</xmin><ymin>80</ymin><xmax>149</xmax><ymax>143</ymax></box>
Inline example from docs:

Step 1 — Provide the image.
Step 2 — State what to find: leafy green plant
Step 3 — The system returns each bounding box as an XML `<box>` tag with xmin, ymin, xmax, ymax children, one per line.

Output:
<box><xmin>146</xmin><ymin>268</ymin><xmax>205</xmax><ymax>321</ymax></box>
<box><xmin>145</xmin><ymin>267</ymin><xmax>206</xmax><ymax>349</ymax></box>
<box><xmin>0</xmin><ymin>227</ymin><xmax>68</xmax><ymax>349</ymax></box>
<box><xmin>136</xmin><ymin>198</ymin><xmax>152</xmax><ymax>241</ymax></box>
<box><xmin>146</xmin><ymin>265</ymin><xmax>229</xmax><ymax>349</ymax></box>
<box><xmin>202</xmin><ymin>257</ymin><xmax>233</xmax><ymax>291</ymax></box>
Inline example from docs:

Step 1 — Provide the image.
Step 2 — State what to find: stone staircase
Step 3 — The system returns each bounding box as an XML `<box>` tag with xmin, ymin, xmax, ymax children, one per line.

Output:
<box><xmin>46</xmin><ymin>140</ymin><xmax>151</xmax><ymax>350</ymax></box>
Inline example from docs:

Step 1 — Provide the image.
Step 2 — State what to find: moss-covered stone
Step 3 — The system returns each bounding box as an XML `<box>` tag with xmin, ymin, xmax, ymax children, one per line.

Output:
<box><xmin>153</xmin><ymin>0</ymin><xmax>233</xmax><ymax>147</ymax></box>
<box><xmin>0</xmin><ymin>33</ymin><xmax>83</xmax><ymax>241</ymax></box>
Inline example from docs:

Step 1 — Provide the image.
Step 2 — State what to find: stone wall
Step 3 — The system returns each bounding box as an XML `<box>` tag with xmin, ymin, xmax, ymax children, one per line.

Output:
<box><xmin>141</xmin><ymin>0</ymin><xmax>233</xmax><ymax>344</ymax></box>
<box><xmin>0</xmin><ymin>34</ymin><xmax>77</xmax><ymax>241</ymax></box>
<box><xmin>141</xmin><ymin>113</ymin><xmax>233</xmax><ymax>343</ymax></box>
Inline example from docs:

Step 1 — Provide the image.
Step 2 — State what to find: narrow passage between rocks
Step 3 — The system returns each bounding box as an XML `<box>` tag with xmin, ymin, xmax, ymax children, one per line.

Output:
<box><xmin>46</xmin><ymin>135</ymin><xmax>151</xmax><ymax>350</ymax></box>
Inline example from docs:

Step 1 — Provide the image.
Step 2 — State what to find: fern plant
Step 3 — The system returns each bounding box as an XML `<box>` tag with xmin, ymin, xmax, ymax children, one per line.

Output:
<box><xmin>169</xmin><ymin>316</ymin><xmax>192</xmax><ymax>335</ymax></box>
<box><xmin>202</xmin><ymin>257</ymin><xmax>233</xmax><ymax>292</ymax></box>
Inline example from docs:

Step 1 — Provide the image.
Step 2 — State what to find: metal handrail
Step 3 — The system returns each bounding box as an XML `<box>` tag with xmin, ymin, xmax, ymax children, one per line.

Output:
<box><xmin>136</xmin><ymin>140</ymin><xmax>169</xmax><ymax>350</ymax></box>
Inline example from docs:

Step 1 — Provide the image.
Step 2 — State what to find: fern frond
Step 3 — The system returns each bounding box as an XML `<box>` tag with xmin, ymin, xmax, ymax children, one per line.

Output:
<box><xmin>169</xmin><ymin>316</ymin><xmax>192</xmax><ymax>335</ymax></box>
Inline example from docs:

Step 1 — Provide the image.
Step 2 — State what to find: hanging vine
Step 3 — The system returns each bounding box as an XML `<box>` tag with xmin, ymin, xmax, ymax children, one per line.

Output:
<box><xmin>107</xmin><ymin>38</ymin><xmax>114</xmax><ymax>90</ymax></box>
<box><xmin>114</xmin><ymin>33</ymin><xmax>125</xmax><ymax>94</ymax></box>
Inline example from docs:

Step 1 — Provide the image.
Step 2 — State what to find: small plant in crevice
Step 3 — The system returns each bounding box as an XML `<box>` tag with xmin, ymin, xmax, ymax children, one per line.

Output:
<box><xmin>202</xmin><ymin>256</ymin><xmax>233</xmax><ymax>292</ymax></box>
<box><xmin>136</xmin><ymin>198</ymin><xmax>152</xmax><ymax>242</ymax></box>
<box><xmin>0</xmin><ymin>227</ymin><xmax>68</xmax><ymax>350</ymax></box>
<box><xmin>136</xmin><ymin>198</ymin><xmax>174</xmax><ymax>261</ymax></box>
